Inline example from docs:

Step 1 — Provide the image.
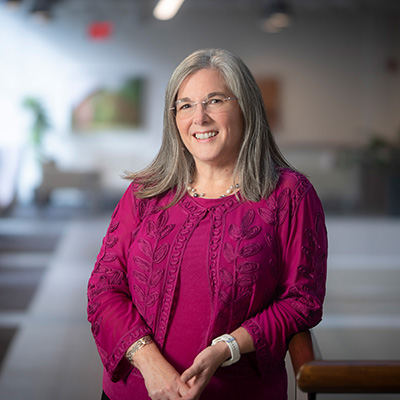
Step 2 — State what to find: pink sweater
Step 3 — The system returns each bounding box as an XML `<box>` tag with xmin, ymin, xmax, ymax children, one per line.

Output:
<box><xmin>87</xmin><ymin>169</ymin><xmax>328</xmax><ymax>399</ymax></box>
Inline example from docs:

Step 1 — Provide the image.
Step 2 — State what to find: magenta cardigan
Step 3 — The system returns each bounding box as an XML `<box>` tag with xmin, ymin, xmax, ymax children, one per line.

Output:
<box><xmin>87</xmin><ymin>169</ymin><xmax>327</xmax><ymax>398</ymax></box>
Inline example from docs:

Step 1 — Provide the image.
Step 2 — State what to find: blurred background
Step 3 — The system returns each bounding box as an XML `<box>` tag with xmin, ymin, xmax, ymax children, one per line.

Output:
<box><xmin>0</xmin><ymin>0</ymin><xmax>399</xmax><ymax>399</ymax></box>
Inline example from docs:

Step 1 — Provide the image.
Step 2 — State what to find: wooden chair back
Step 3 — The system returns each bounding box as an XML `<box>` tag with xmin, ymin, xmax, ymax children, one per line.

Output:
<box><xmin>288</xmin><ymin>330</ymin><xmax>400</xmax><ymax>400</ymax></box>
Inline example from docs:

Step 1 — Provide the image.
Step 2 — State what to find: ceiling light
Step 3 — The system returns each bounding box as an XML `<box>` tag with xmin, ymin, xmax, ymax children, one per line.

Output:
<box><xmin>4</xmin><ymin>0</ymin><xmax>22</xmax><ymax>9</ymax></box>
<box><xmin>153</xmin><ymin>0</ymin><xmax>185</xmax><ymax>21</ymax></box>
<box><xmin>261</xmin><ymin>0</ymin><xmax>292</xmax><ymax>33</ymax></box>
<box><xmin>269</xmin><ymin>12</ymin><xmax>291</xmax><ymax>29</ymax></box>
<box><xmin>261</xmin><ymin>19</ymin><xmax>281</xmax><ymax>33</ymax></box>
<box><xmin>30</xmin><ymin>0</ymin><xmax>52</xmax><ymax>21</ymax></box>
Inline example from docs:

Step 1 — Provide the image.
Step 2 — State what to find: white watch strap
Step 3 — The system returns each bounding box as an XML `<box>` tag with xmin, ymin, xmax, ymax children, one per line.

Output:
<box><xmin>211</xmin><ymin>334</ymin><xmax>241</xmax><ymax>367</ymax></box>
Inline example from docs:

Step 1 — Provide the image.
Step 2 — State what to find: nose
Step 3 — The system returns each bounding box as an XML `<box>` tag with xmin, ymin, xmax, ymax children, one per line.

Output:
<box><xmin>192</xmin><ymin>102</ymin><xmax>210</xmax><ymax>125</ymax></box>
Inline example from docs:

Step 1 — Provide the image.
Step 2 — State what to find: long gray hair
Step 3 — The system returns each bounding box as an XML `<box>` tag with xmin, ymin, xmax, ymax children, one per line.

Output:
<box><xmin>126</xmin><ymin>48</ymin><xmax>292</xmax><ymax>205</ymax></box>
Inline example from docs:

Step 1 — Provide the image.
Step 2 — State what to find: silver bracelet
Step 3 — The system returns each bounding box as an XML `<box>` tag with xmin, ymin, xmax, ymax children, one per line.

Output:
<box><xmin>126</xmin><ymin>336</ymin><xmax>153</xmax><ymax>365</ymax></box>
<box><xmin>211</xmin><ymin>334</ymin><xmax>241</xmax><ymax>367</ymax></box>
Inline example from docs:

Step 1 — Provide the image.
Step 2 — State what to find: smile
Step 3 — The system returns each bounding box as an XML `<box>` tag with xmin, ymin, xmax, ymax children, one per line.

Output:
<box><xmin>194</xmin><ymin>131</ymin><xmax>218</xmax><ymax>140</ymax></box>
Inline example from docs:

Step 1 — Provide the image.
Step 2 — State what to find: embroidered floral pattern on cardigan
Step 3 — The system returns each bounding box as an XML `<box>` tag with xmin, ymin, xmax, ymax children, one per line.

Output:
<box><xmin>132</xmin><ymin>210</ymin><xmax>174</xmax><ymax>328</ymax></box>
<box><xmin>221</xmin><ymin>209</ymin><xmax>262</xmax><ymax>327</ymax></box>
<box><xmin>206</xmin><ymin>197</ymin><xmax>238</xmax><ymax>298</ymax></box>
<box><xmin>297</xmin><ymin>211</ymin><xmax>327</xmax><ymax>306</ymax></box>
<box><xmin>87</xmin><ymin>186</ymin><xmax>154</xmax><ymax>378</ymax></box>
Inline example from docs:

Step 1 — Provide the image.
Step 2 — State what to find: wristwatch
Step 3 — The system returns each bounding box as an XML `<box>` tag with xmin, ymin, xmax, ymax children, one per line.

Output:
<box><xmin>211</xmin><ymin>334</ymin><xmax>241</xmax><ymax>367</ymax></box>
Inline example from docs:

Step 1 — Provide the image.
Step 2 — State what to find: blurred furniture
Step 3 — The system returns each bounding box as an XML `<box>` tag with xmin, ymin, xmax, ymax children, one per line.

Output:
<box><xmin>0</xmin><ymin>146</ymin><xmax>20</xmax><ymax>214</ymax></box>
<box><xmin>35</xmin><ymin>160</ymin><xmax>101</xmax><ymax>206</ymax></box>
<box><xmin>288</xmin><ymin>330</ymin><xmax>400</xmax><ymax>400</ymax></box>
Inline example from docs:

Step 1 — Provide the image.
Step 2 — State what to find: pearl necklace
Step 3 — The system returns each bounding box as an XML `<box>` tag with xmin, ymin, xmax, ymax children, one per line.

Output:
<box><xmin>187</xmin><ymin>181</ymin><xmax>240</xmax><ymax>198</ymax></box>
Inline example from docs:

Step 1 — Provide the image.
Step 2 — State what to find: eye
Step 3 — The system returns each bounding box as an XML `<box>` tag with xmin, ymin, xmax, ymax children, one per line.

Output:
<box><xmin>178</xmin><ymin>102</ymin><xmax>192</xmax><ymax>111</ymax></box>
<box><xmin>207</xmin><ymin>98</ymin><xmax>223</xmax><ymax>106</ymax></box>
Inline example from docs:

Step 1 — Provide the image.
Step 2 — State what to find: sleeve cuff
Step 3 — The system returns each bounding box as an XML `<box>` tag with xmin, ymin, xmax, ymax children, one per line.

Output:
<box><xmin>241</xmin><ymin>319</ymin><xmax>274</xmax><ymax>377</ymax></box>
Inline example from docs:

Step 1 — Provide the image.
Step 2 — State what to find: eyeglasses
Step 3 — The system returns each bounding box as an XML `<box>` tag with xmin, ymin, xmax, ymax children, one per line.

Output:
<box><xmin>170</xmin><ymin>96</ymin><xmax>238</xmax><ymax>119</ymax></box>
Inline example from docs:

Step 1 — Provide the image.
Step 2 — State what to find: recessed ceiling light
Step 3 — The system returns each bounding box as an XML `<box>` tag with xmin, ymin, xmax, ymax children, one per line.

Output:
<box><xmin>153</xmin><ymin>0</ymin><xmax>185</xmax><ymax>21</ymax></box>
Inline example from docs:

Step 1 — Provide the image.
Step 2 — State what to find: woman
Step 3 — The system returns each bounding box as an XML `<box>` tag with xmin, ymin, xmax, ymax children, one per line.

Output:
<box><xmin>87</xmin><ymin>48</ymin><xmax>327</xmax><ymax>400</ymax></box>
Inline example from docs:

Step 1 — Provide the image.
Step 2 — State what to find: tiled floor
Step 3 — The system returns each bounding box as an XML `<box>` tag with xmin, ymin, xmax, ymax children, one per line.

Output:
<box><xmin>0</xmin><ymin>210</ymin><xmax>106</xmax><ymax>399</ymax></box>
<box><xmin>0</xmin><ymin>216</ymin><xmax>63</xmax><ymax>373</ymax></box>
<box><xmin>0</xmin><ymin>327</ymin><xmax>17</xmax><ymax>371</ymax></box>
<box><xmin>0</xmin><ymin>210</ymin><xmax>399</xmax><ymax>400</ymax></box>
<box><xmin>0</xmin><ymin>267</ymin><xmax>47</xmax><ymax>311</ymax></box>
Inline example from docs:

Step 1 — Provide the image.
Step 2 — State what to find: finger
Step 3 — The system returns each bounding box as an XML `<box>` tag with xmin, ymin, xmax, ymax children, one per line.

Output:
<box><xmin>181</xmin><ymin>366</ymin><xmax>198</xmax><ymax>383</ymax></box>
<box><xmin>180</xmin><ymin>384</ymin><xmax>203</xmax><ymax>400</ymax></box>
<box><xmin>177</xmin><ymin>381</ymin><xmax>191</xmax><ymax>397</ymax></box>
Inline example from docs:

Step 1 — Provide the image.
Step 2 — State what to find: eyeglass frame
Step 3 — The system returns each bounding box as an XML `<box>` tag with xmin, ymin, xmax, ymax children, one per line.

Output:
<box><xmin>170</xmin><ymin>96</ymin><xmax>238</xmax><ymax>118</ymax></box>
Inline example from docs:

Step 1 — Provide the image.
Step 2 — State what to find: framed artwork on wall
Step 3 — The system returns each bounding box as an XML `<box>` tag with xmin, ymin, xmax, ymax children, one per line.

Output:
<box><xmin>256</xmin><ymin>77</ymin><xmax>281</xmax><ymax>133</ymax></box>
<box><xmin>71</xmin><ymin>76</ymin><xmax>145</xmax><ymax>133</ymax></box>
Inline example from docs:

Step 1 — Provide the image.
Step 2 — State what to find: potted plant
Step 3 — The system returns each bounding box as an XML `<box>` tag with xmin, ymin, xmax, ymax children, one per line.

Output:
<box><xmin>22</xmin><ymin>96</ymin><xmax>51</xmax><ymax>163</ymax></box>
<box><xmin>358</xmin><ymin>131</ymin><xmax>400</xmax><ymax>215</ymax></box>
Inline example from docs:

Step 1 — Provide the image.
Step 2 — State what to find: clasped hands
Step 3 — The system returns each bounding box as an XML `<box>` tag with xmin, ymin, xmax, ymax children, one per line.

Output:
<box><xmin>133</xmin><ymin>340</ymin><xmax>230</xmax><ymax>400</ymax></box>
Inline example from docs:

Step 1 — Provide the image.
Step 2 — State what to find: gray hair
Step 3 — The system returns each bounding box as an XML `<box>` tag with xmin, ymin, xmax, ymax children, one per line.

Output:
<box><xmin>126</xmin><ymin>48</ymin><xmax>292</xmax><ymax>205</ymax></box>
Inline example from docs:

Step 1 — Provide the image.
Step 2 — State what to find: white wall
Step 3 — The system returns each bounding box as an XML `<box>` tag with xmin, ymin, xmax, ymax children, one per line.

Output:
<box><xmin>0</xmin><ymin>3</ymin><xmax>399</xmax><ymax>201</ymax></box>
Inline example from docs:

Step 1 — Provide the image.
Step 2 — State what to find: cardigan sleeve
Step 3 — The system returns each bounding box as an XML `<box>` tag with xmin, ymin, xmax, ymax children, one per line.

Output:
<box><xmin>242</xmin><ymin>179</ymin><xmax>327</xmax><ymax>376</ymax></box>
<box><xmin>87</xmin><ymin>182</ymin><xmax>152</xmax><ymax>382</ymax></box>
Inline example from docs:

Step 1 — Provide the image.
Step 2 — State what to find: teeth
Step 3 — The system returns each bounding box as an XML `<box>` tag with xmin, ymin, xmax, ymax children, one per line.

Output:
<box><xmin>195</xmin><ymin>132</ymin><xmax>218</xmax><ymax>139</ymax></box>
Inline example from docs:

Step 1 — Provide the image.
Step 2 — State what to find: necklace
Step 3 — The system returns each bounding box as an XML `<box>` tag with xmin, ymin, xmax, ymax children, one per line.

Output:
<box><xmin>187</xmin><ymin>181</ymin><xmax>240</xmax><ymax>198</ymax></box>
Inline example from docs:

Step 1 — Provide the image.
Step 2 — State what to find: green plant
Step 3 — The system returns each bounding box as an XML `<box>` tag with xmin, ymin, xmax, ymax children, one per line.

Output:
<box><xmin>338</xmin><ymin>130</ymin><xmax>400</xmax><ymax>171</ymax></box>
<box><xmin>361</xmin><ymin>131</ymin><xmax>400</xmax><ymax>169</ymax></box>
<box><xmin>22</xmin><ymin>97</ymin><xmax>51</xmax><ymax>160</ymax></box>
